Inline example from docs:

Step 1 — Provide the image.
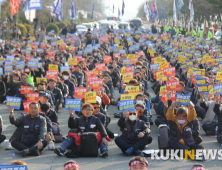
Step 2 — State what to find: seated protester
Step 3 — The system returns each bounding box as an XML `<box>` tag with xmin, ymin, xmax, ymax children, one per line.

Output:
<box><xmin>10</xmin><ymin>72</ymin><xmax>33</xmax><ymax>110</ymax></box>
<box><xmin>103</xmin><ymin>75</ymin><xmax>115</xmax><ymax>103</ymax></box>
<box><xmin>135</xmin><ymin>94</ymin><xmax>153</xmax><ymax>125</ymax></box>
<box><xmin>0</xmin><ymin>115</ymin><xmax>6</xmax><ymax>144</ymax></box>
<box><xmin>35</xmin><ymin>82</ymin><xmax>55</xmax><ymax>108</ymax></box>
<box><xmin>135</xmin><ymin>103</ymin><xmax>150</xmax><ymax>127</ymax></box>
<box><xmin>39</xmin><ymin>103</ymin><xmax>56</xmax><ymax>150</ymax></box>
<box><xmin>91</xmin><ymin>101</ymin><xmax>106</xmax><ymax>126</ymax></box>
<box><xmin>39</xmin><ymin>92</ymin><xmax>54</xmax><ymax>109</ymax></box>
<box><xmin>40</xmin><ymin>103</ymin><xmax>58</xmax><ymax>124</ymax></box>
<box><xmin>5</xmin><ymin>73</ymin><xmax>20</xmax><ymax>97</ymax></box>
<box><xmin>64</xmin><ymin>160</ymin><xmax>80</xmax><ymax>170</ymax></box>
<box><xmin>128</xmin><ymin>156</ymin><xmax>149</xmax><ymax>170</ymax></box>
<box><xmin>61</xmin><ymin>71</ymin><xmax>75</xmax><ymax>99</ymax></box>
<box><xmin>54</xmin><ymin>103</ymin><xmax>109</xmax><ymax>157</ymax></box>
<box><xmin>92</xmin><ymin>88</ymin><xmax>110</xmax><ymax>111</ymax></box>
<box><xmin>57</xmin><ymin>76</ymin><xmax>69</xmax><ymax>100</ymax></box>
<box><xmin>115</xmin><ymin>110</ymin><xmax>152</xmax><ymax>156</ymax></box>
<box><xmin>47</xmin><ymin>79</ymin><xmax>64</xmax><ymax>112</ymax></box>
<box><xmin>8</xmin><ymin>102</ymin><xmax>48</xmax><ymax>157</ymax></box>
<box><xmin>108</xmin><ymin>66</ymin><xmax>121</xmax><ymax>88</ymax></box>
<box><xmin>72</xmin><ymin>65</ymin><xmax>84</xmax><ymax>87</ymax></box>
<box><xmin>166</xmin><ymin>101</ymin><xmax>204</xmax><ymax>150</ymax></box>
<box><xmin>0</xmin><ymin>79</ymin><xmax>6</xmax><ymax>103</ymax></box>
<box><xmin>200</xmin><ymin>93</ymin><xmax>219</xmax><ymax>135</ymax></box>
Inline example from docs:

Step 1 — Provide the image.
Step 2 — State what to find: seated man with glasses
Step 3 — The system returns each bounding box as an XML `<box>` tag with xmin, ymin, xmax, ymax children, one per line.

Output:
<box><xmin>115</xmin><ymin>110</ymin><xmax>152</xmax><ymax>156</ymax></box>
<box><xmin>54</xmin><ymin>103</ymin><xmax>109</xmax><ymax>157</ymax></box>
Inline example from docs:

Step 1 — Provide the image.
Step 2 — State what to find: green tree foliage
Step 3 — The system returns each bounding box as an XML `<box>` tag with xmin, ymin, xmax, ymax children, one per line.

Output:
<box><xmin>17</xmin><ymin>23</ymin><xmax>27</xmax><ymax>37</ymax></box>
<box><xmin>46</xmin><ymin>23</ymin><xmax>59</xmax><ymax>34</ymax></box>
<box><xmin>24</xmin><ymin>24</ymin><xmax>34</xmax><ymax>35</ymax></box>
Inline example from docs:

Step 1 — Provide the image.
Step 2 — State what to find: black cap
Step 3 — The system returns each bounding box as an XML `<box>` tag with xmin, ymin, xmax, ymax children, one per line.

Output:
<box><xmin>40</xmin><ymin>102</ymin><xmax>50</xmax><ymax>112</ymax></box>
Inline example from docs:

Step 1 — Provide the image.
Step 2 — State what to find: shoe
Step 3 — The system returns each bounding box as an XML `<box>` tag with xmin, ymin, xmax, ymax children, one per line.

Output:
<box><xmin>125</xmin><ymin>147</ymin><xmax>135</xmax><ymax>156</ymax></box>
<box><xmin>5</xmin><ymin>142</ymin><xmax>14</xmax><ymax>150</ymax></box>
<box><xmin>54</xmin><ymin>148</ymin><xmax>64</xmax><ymax>156</ymax></box>
<box><xmin>134</xmin><ymin>149</ymin><xmax>142</xmax><ymax>156</ymax></box>
<box><xmin>48</xmin><ymin>141</ymin><xmax>55</xmax><ymax>150</ymax></box>
<box><xmin>20</xmin><ymin>149</ymin><xmax>30</xmax><ymax>157</ymax></box>
<box><xmin>32</xmin><ymin>149</ymin><xmax>40</xmax><ymax>156</ymax></box>
<box><xmin>100</xmin><ymin>150</ymin><xmax>108</xmax><ymax>157</ymax></box>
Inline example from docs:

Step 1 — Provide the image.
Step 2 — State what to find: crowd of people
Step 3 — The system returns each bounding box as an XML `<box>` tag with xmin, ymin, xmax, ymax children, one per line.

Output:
<box><xmin>0</xmin><ymin>22</ymin><xmax>220</xmax><ymax>169</ymax></box>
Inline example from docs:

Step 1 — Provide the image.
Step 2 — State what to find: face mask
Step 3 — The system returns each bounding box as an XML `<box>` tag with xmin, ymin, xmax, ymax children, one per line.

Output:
<box><xmin>38</xmin><ymin>57</ymin><xmax>41</xmax><ymax>60</ymax></box>
<box><xmin>93</xmin><ymin>53</ymin><xmax>97</xmax><ymax>56</ymax></box>
<box><xmin>63</xmin><ymin>76</ymin><xmax>68</xmax><ymax>80</ymax></box>
<box><xmin>129</xmin><ymin>115</ymin><xmax>137</xmax><ymax>121</ymax></box>
<box><xmin>15</xmin><ymin>57</ymin><xmax>19</xmax><ymax>61</ymax></box>
<box><xmin>137</xmin><ymin>65</ymin><xmax>142</xmax><ymax>68</ymax></box>
<box><xmin>136</xmin><ymin>100</ymin><xmax>143</xmax><ymax>104</ymax></box>
<box><xmin>177</xmin><ymin>119</ymin><xmax>186</xmax><ymax>124</ymax></box>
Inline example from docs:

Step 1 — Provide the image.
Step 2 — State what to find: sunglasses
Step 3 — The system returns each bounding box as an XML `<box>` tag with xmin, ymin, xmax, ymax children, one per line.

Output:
<box><xmin>94</xmin><ymin>107</ymin><xmax>100</xmax><ymax>109</ymax></box>
<box><xmin>129</xmin><ymin>112</ymin><xmax>136</xmax><ymax>115</ymax></box>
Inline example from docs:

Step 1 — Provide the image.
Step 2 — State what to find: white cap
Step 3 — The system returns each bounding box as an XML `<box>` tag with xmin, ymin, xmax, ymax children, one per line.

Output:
<box><xmin>0</xmin><ymin>39</ymin><xmax>2</xmax><ymax>43</ymax></box>
<box><xmin>96</xmin><ymin>96</ymin><xmax>101</xmax><ymax>104</ymax></box>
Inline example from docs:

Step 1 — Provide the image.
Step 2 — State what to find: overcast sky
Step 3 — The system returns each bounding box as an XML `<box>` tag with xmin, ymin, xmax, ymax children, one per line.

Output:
<box><xmin>104</xmin><ymin>0</ymin><xmax>146</xmax><ymax>21</ymax></box>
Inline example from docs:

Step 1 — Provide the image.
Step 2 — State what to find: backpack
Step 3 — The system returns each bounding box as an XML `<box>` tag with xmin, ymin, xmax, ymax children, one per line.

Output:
<box><xmin>52</xmin><ymin>122</ymin><xmax>63</xmax><ymax>143</ymax></box>
<box><xmin>80</xmin><ymin>132</ymin><xmax>98</xmax><ymax>157</ymax></box>
<box><xmin>158</xmin><ymin>124</ymin><xmax>170</xmax><ymax>149</ymax></box>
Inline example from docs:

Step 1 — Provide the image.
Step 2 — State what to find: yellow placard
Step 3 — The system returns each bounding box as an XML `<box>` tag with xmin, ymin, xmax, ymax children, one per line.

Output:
<box><xmin>85</xmin><ymin>92</ymin><xmax>96</xmax><ymax>103</ymax></box>
<box><xmin>68</xmin><ymin>58</ymin><xmax>78</xmax><ymax>66</ymax></box>
<box><xmin>120</xmin><ymin>94</ymin><xmax>136</xmax><ymax>101</ymax></box>
<box><xmin>36</xmin><ymin>77</ymin><xmax>47</xmax><ymax>84</ymax></box>
<box><xmin>179</xmin><ymin>56</ymin><xmax>187</xmax><ymax>63</ymax></box>
<box><xmin>117</xmin><ymin>46</ymin><xmax>124</xmax><ymax>50</ymax></box>
<box><xmin>48</xmin><ymin>64</ymin><xmax>58</xmax><ymax>72</ymax></box>
<box><xmin>159</xmin><ymin>86</ymin><xmax>167</xmax><ymax>96</ymax></box>
<box><xmin>156</xmin><ymin>71</ymin><xmax>166</xmax><ymax>81</ymax></box>
<box><xmin>122</xmin><ymin>74</ymin><xmax>133</xmax><ymax>83</ymax></box>
<box><xmin>127</xmin><ymin>54</ymin><xmax>136</xmax><ymax>59</ymax></box>
<box><xmin>125</xmin><ymin>86</ymin><xmax>140</xmax><ymax>94</ymax></box>
<box><xmin>216</xmin><ymin>72</ymin><xmax>222</xmax><ymax>80</ymax></box>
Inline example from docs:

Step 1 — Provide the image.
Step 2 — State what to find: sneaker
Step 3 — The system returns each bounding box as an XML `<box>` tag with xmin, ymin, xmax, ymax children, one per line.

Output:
<box><xmin>5</xmin><ymin>142</ymin><xmax>14</xmax><ymax>150</ymax></box>
<box><xmin>48</xmin><ymin>141</ymin><xmax>55</xmax><ymax>150</ymax></box>
<box><xmin>54</xmin><ymin>148</ymin><xmax>64</xmax><ymax>156</ymax></box>
<box><xmin>100</xmin><ymin>150</ymin><xmax>108</xmax><ymax>157</ymax></box>
<box><xmin>20</xmin><ymin>149</ymin><xmax>30</xmax><ymax>157</ymax></box>
<box><xmin>125</xmin><ymin>147</ymin><xmax>135</xmax><ymax>156</ymax></box>
<box><xmin>134</xmin><ymin>149</ymin><xmax>142</xmax><ymax>156</ymax></box>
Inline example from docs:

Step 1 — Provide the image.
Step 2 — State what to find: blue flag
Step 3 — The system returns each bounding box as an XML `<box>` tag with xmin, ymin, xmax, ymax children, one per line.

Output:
<box><xmin>118</xmin><ymin>7</ymin><xmax>121</xmax><ymax>18</ymax></box>
<box><xmin>23</xmin><ymin>0</ymin><xmax>43</xmax><ymax>11</ymax></box>
<box><xmin>122</xmin><ymin>0</ymin><xmax>125</xmax><ymax>16</ymax></box>
<box><xmin>161</xmin><ymin>4</ymin><xmax>165</xmax><ymax>20</ymax></box>
<box><xmin>71</xmin><ymin>0</ymin><xmax>76</xmax><ymax>21</ymax></box>
<box><xmin>177</xmin><ymin>0</ymin><xmax>184</xmax><ymax>14</ymax></box>
<box><xmin>52</xmin><ymin>0</ymin><xmax>63</xmax><ymax>22</ymax></box>
<box><xmin>91</xmin><ymin>3</ymin><xmax>95</xmax><ymax>20</ymax></box>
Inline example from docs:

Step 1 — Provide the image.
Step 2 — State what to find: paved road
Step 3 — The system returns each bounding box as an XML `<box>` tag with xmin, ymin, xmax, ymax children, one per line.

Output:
<box><xmin>0</xmin><ymin>83</ymin><xmax>222</xmax><ymax>170</ymax></box>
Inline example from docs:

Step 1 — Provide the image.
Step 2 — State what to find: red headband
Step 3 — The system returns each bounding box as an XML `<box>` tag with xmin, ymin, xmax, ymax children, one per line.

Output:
<box><xmin>64</xmin><ymin>163</ymin><xmax>80</xmax><ymax>170</ymax></box>
<box><xmin>129</xmin><ymin>160</ymin><xmax>148</xmax><ymax>168</ymax></box>
<box><xmin>192</xmin><ymin>167</ymin><xmax>206</xmax><ymax>170</ymax></box>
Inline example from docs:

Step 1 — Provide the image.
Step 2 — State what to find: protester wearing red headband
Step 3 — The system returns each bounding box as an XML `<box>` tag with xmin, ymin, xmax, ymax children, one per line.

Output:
<box><xmin>64</xmin><ymin>160</ymin><xmax>80</xmax><ymax>170</ymax></box>
<box><xmin>191</xmin><ymin>164</ymin><xmax>206</xmax><ymax>170</ymax></box>
<box><xmin>128</xmin><ymin>156</ymin><xmax>148</xmax><ymax>170</ymax></box>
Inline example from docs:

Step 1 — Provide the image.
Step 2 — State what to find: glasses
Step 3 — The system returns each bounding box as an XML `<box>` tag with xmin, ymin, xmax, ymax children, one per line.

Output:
<box><xmin>21</xmin><ymin>77</ymin><xmax>27</xmax><ymax>79</ymax></box>
<box><xmin>94</xmin><ymin>107</ymin><xmax>100</xmax><ymax>109</ymax></box>
<box><xmin>129</xmin><ymin>112</ymin><xmax>136</xmax><ymax>115</ymax></box>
